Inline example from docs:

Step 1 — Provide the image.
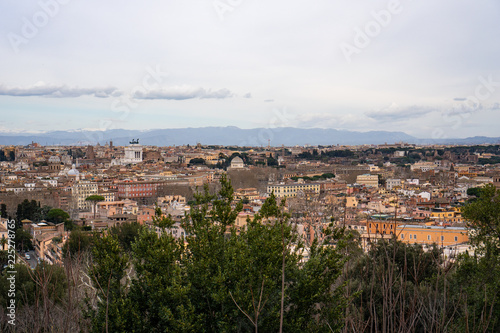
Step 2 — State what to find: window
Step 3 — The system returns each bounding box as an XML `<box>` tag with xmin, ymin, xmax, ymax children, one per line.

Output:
<box><xmin>454</xmin><ymin>236</ymin><xmax>458</xmax><ymax>242</ymax></box>
<box><xmin>441</xmin><ymin>236</ymin><xmax>444</xmax><ymax>241</ymax></box>
<box><xmin>427</xmin><ymin>235</ymin><xmax>431</xmax><ymax>241</ymax></box>
<box><xmin>409</xmin><ymin>234</ymin><xmax>412</xmax><ymax>239</ymax></box>
<box><xmin>414</xmin><ymin>234</ymin><xmax>417</xmax><ymax>240</ymax></box>
<box><xmin>401</xmin><ymin>234</ymin><xmax>404</xmax><ymax>239</ymax></box>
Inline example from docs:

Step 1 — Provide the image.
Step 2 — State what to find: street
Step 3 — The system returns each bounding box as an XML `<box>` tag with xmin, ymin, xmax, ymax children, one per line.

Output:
<box><xmin>21</xmin><ymin>250</ymin><xmax>38</xmax><ymax>269</ymax></box>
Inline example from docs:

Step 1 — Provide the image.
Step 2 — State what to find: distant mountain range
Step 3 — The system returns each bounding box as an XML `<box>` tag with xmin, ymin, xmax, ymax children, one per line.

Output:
<box><xmin>0</xmin><ymin>127</ymin><xmax>499</xmax><ymax>146</ymax></box>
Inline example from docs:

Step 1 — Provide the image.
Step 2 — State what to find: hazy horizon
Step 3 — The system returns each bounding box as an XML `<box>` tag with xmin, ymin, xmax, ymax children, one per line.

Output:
<box><xmin>0</xmin><ymin>125</ymin><xmax>498</xmax><ymax>141</ymax></box>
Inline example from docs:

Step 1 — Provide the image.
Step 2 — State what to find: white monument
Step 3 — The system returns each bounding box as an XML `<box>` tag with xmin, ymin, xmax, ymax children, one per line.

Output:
<box><xmin>121</xmin><ymin>139</ymin><xmax>143</xmax><ymax>165</ymax></box>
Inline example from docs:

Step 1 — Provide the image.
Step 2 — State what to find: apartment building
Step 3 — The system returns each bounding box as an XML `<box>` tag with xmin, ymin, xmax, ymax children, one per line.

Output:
<box><xmin>117</xmin><ymin>180</ymin><xmax>162</xmax><ymax>202</ymax></box>
<box><xmin>72</xmin><ymin>181</ymin><xmax>99</xmax><ymax>210</ymax></box>
<box><xmin>386</xmin><ymin>178</ymin><xmax>402</xmax><ymax>190</ymax></box>
<box><xmin>397</xmin><ymin>224</ymin><xmax>468</xmax><ymax>247</ymax></box>
<box><xmin>430</xmin><ymin>207</ymin><xmax>463</xmax><ymax>223</ymax></box>
<box><xmin>356</xmin><ymin>174</ymin><xmax>379</xmax><ymax>187</ymax></box>
<box><xmin>267</xmin><ymin>182</ymin><xmax>320</xmax><ymax>198</ymax></box>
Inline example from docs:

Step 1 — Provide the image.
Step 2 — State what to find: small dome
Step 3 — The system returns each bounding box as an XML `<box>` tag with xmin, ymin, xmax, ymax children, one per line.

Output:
<box><xmin>68</xmin><ymin>164</ymin><xmax>80</xmax><ymax>176</ymax></box>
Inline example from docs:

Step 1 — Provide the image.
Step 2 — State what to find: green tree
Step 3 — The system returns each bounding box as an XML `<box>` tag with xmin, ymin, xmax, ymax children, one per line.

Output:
<box><xmin>0</xmin><ymin>263</ymin><xmax>67</xmax><ymax>309</ymax></box>
<box><xmin>85</xmin><ymin>195</ymin><xmax>105</xmax><ymax>219</ymax></box>
<box><xmin>108</xmin><ymin>222</ymin><xmax>144</xmax><ymax>252</ymax></box>
<box><xmin>14</xmin><ymin>228</ymin><xmax>33</xmax><ymax>252</ymax></box>
<box><xmin>188</xmin><ymin>158</ymin><xmax>206</xmax><ymax>165</ymax></box>
<box><xmin>452</xmin><ymin>252</ymin><xmax>500</xmax><ymax>332</ymax></box>
<box><xmin>181</xmin><ymin>174</ymin><xmax>243</xmax><ymax>332</ymax></box>
<box><xmin>378</xmin><ymin>174</ymin><xmax>386</xmax><ymax>187</ymax></box>
<box><xmin>467</xmin><ymin>187</ymin><xmax>483</xmax><ymax>199</ymax></box>
<box><xmin>0</xmin><ymin>203</ymin><xmax>6</xmax><ymax>218</ymax></box>
<box><xmin>223</xmin><ymin>195</ymin><xmax>294</xmax><ymax>332</ymax></box>
<box><xmin>0</xmin><ymin>237</ymin><xmax>6</xmax><ymax>252</ymax></box>
<box><xmin>88</xmin><ymin>234</ymin><xmax>129</xmax><ymax>333</ymax></box>
<box><xmin>345</xmin><ymin>238</ymin><xmax>445</xmax><ymax>332</ymax></box>
<box><xmin>181</xmin><ymin>178</ymin><xmax>349</xmax><ymax>332</ymax></box>
<box><xmin>462</xmin><ymin>184</ymin><xmax>500</xmax><ymax>253</ymax></box>
<box><xmin>267</xmin><ymin>156</ymin><xmax>278</xmax><ymax>166</ymax></box>
<box><xmin>37</xmin><ymin>205</ymin><xmax>53</xmax><ymax>221</ymax></box>
<box><xmin>16</xmin><ymin>199</ymin><xmax>53</xmax><ymax>225</ymax></box>
<box><xmin>124</xmin><ymin>219</ymin><xmax>199</xmax><ymax>332</ymax></box>
<box><xmin>16</xmin><ymin>199</ymin><xmax>39</xmax><ymax>225</ymax></box>
<box><xmin>46</xmin><ymin>208</ymin><xmax>70</xmax><ymax>224</ymax></box>
<box><xmin>453</xmin><ymin>184</ymin><xmax>500</xmax><ymax>331</ymax></box>
<box><xmin>82</xmin><ymin>175</ymin><xmax>351</xmax><ymax>332</ymax></box>
<box><xmin>0</xmin><ymin>251</ymin><xmax>7</xmax><ymax>269</ymax></box>
<box><xmin>0</xmin><ymin>264</ymin><xmax>36</xmax><ymax>307</ymax></box>
<box><xmin>63</xmin><ymin>228</ymin><xmax>94</xmax><ymax>258</ymax></box>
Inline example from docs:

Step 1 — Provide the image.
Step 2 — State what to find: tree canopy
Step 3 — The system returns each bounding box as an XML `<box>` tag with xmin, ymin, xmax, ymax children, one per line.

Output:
<box><xmin>83</xmin><ymin>175</ymin><xmax>349</xmax><ymax>332</ymax></box>
<box><xmin>46</xmin><ymin>208</ymin><xmax>70</xmax><ymax>224</ymax></box>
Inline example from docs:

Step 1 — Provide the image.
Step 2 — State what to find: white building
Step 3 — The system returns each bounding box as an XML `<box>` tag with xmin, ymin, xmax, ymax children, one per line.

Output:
<box><xmin>411</xmin><ymin>162</ymin><xmax>437</xmax><ymax>172</ymax></box>
<box><xmin>386</xmin><ymin>178</ymin><xmax>402</xmax><ymax>190</ymax></box>
<box><xmin>113</xmin><ymin>140</ymin><xmax>143</xmax><ymax>165</ymax></box>
<box><xmin>406</xmin><ymin>179</ymin><xmax>420</xmax><ymax>186</ymax></box>
<box><xmin>123</xmin><ymin>141</ymin><xmax>143</xmax><ymax>164</ymax></box>
<box><xmin>417</xmin><ymin>191</ymin><xmax>431</xmax><ymax>200</ymax></box>
<box><xmin>41</xmin><ymin>179</ymin><xmax>58</xmax><ymax>187</ymax></box>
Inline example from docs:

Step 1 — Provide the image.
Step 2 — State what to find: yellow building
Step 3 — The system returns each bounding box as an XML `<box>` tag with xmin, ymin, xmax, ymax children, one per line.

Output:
<box><xmin>99</xmin><ymin>191</ymin><xmax>116</xmax><ymax>202</ymax></box>
<box><xmin>356</xmin><ymin>174</ymin><xmax>379</xmax><ymax>187</ymax></box>
<box><xmin>366</xmin><ymin>219</ymin><xmax>399</xmax><ymax>235</ymax></box>
<box><xmin>267</xmin><ymin>182</ymin><xmax>320</xmax><ymax>198</ymax></box>
<box><xmin>430</xmin><ymin>207</ymin><xmax>463</xmax><ymax>223</ymax></box>
<box><xmin>397</xmin><ymin>224</ymin><xmax>468</xmax><ymax>247</ymax></box>
<box><xmin>346</xmin><ymin>196</ymin><xmax>358</xmax><ymax>209</ymax></box>
<box><xmin>235</xmin><ymin>188</ymin><xmax>259</xmax><ymax>201</ymax></box>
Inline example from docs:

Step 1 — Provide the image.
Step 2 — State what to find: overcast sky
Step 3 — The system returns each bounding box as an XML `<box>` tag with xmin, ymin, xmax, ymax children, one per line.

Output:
<box><xmin>1</xmin><ymin>0</ymin><xmax>500</xmax><ymax>139</ymax></box>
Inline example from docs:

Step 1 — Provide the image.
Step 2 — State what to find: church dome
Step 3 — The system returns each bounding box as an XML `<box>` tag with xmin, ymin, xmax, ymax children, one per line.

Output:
<box><xmin>68</xmin><ymin>164</ymin><xmax>80</xmax><ymax>176</ymax></box>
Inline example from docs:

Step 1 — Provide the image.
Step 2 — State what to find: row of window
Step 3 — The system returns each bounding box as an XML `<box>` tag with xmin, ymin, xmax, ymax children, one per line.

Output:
<box><xmin>373</xmin><ymin>224</ymin><xmax>394</xmax><ymax>229</ymax></box>
<box><xmin>401</xmin><ymin>234</ymin><xmax>459</xmax><ymax>242</ymax></box>
<box><xmin>268</xmin><ymin>185</ymin><xmax>319</xmax><ymax>191</ymax></box>
<box><xmin>347</xmin><ymin>225</ymin><xmax>365</xmax><ymax>230</ymax></box>
<box><xmin>128</xmin><ymin>193</ymin><xmax>152</xmax><ymax>197</ymax></box>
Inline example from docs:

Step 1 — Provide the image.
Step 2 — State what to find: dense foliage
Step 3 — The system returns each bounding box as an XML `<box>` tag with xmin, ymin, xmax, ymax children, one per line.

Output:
<box><xmin>3</xmin><ymin>182</ymin><xmax>500</xmax><ymax>332</ymax></box>
<box><xmin>84</xmin><ymin>175</ymin><xmax>349</xmax><ymax>332</ymax></box>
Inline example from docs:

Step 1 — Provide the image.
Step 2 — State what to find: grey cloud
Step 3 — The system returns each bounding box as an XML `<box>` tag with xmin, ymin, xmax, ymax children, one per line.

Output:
<box><xmin>457</xmin><ymin>102</ymin><xmax>500</xmax><ymax>112</ymax></box>
<box><xmin>366</xmin><ymin>105</ymin><xmax>435</xmax><ymax>121</ymax></box>
<box><xmin>202</xmin><ymin>88</ymin><xmax>233</xmax><ymax>99</ymax></box>
<box><xmin>0</xmin><ymin>84</ymin><xmax>120</xmax><ymax>98</ymax></box>
<box><xmin>454</xmin><ymin>97</ymin><xmax>467</xmax><ymax>101</ymax></box>
<box><xmin>243</xmin><ymin>93</ymin><xmax>252</xmax><ymax>98</ymax></box>
<box><xmin>447</xmin><ymin>101</ymin><xmax>483</xmax><ymax>116</ymax></box>
<box><xmin>133</xmin><ymin>86</ymin><xmax>234</xmax><ymax>100</ymax></box>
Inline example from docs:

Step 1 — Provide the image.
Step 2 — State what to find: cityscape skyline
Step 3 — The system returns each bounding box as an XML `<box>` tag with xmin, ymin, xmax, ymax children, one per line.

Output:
<box><xmin>3</xmin><ymin>2</ymin><xmax>500</xmax><ymax>331</ymax></box>
<box><xmin>1</xmin><ymin>1</ymin><xmax>500</xmax><ymax>138</ymax></box>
